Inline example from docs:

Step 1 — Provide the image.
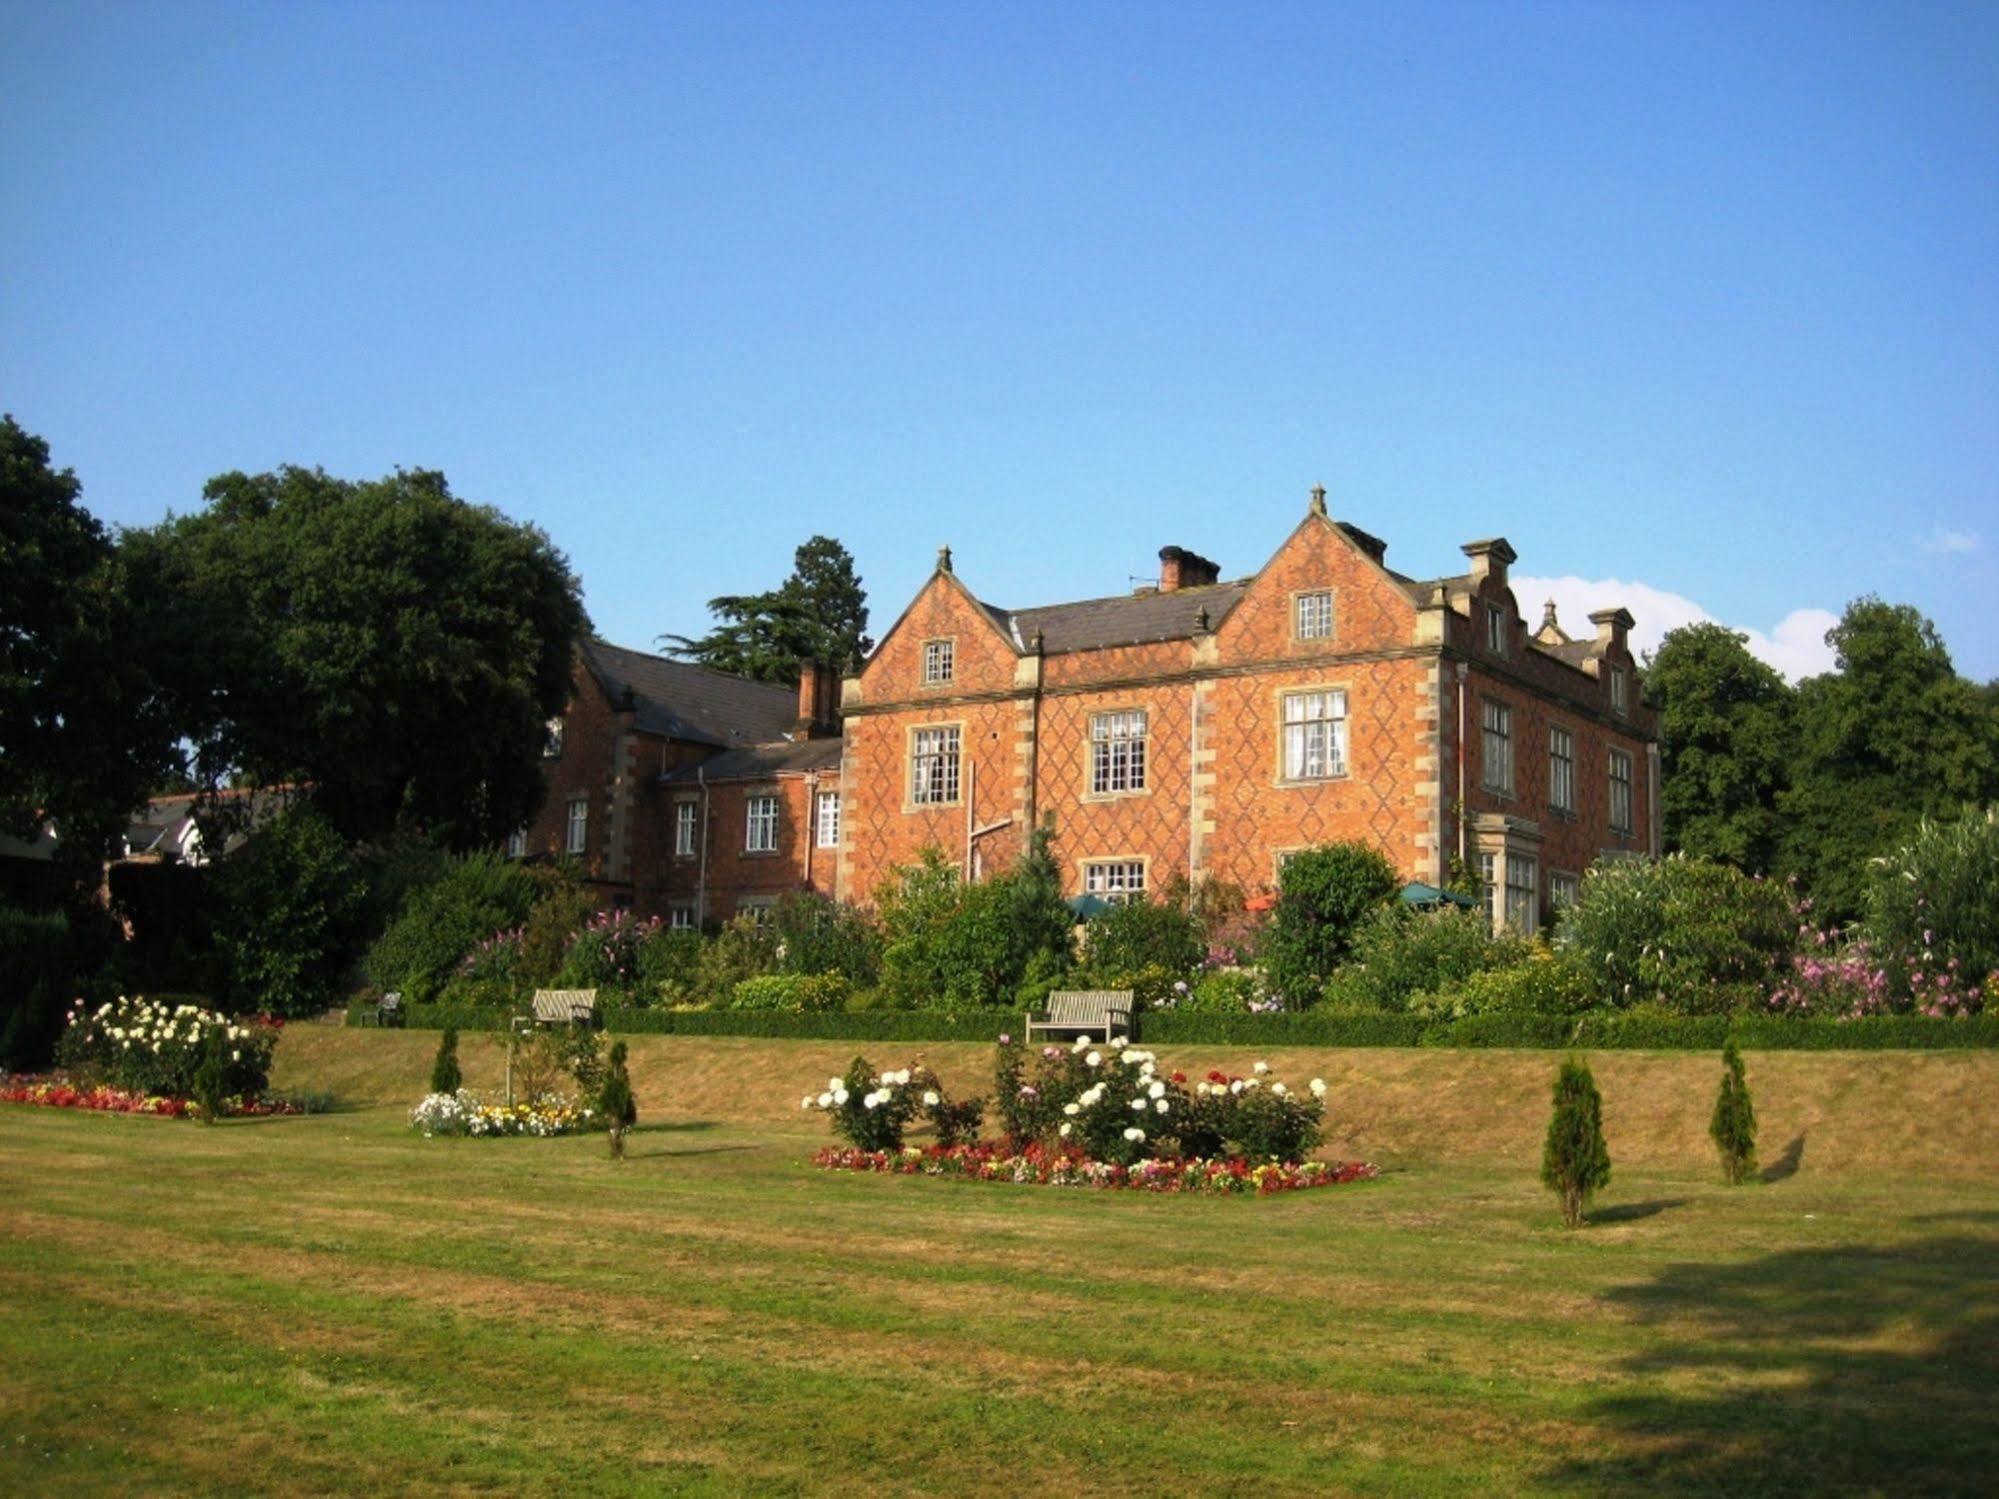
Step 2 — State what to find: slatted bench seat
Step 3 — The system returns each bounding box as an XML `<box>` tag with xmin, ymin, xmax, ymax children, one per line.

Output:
<box><xmin>1026</xmin><ymin>989</ymin><xmax>1134</xmax><ymax>1043</ymax></box>
<box><xmin>530</xmin><ymin>988</ymin><xmax>599</xmax><ymax>1027</ymax></box>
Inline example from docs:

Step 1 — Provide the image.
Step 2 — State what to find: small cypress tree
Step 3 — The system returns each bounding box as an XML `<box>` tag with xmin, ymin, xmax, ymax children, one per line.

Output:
<box><xmin>430</xmin><ymin>1026</ymin><xmax>462</xmax><ymax>1096</ymax></box>
<box><xmin>598</xmin><ymin>1040</ymin><xmax>637</xmax><ymax>1161</ymax></box>
<box><xmin>1541</xmin><ymin>1055</ymin><xmax>1611</xmax><ymax>1228</ymax></box>
<box><xmin>1709</xmin><ymin>1039</ymin><xmax>1758</xmax><ymax>1184</ymax></box>
<box><xmin>191</xmin><ymin>1029</ymin><xmax>229</xmax><ymax>1125</ymax></box>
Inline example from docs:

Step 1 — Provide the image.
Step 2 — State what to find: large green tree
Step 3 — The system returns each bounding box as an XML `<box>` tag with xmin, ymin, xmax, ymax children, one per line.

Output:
<box><xmin>1646</xmin><ymin>622</ymin><xmax>1792</xmax><ymax>871</ymax></box>
<box><xmin>0</xmin><ymin>416</ymin><xmax>179</xmax><ymax>867</ymax></box>
<box><xmin>665</xmin><ymin>534</ymin><xmax>871</xmax><ymax>684</ymax></box>
<box><xmin>1777</xmin><ymin>598</ymin><xmax>1999</xmax><ymax>922</ymax></box>
<box><xmin>124</xmin><ymin>465</ymin><xmax>586</xmax><ymax>851</ymax></box>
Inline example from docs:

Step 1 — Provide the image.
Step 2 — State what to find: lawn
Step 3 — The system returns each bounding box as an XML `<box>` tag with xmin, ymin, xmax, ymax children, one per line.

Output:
<box><xmin>2</xmin><ymin>1033</ymin><xmax>1995</xmax><ymax>1496</ymax></box>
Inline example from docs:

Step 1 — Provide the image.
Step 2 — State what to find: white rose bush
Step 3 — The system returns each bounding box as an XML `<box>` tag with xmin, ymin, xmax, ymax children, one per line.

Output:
<box><xmin>812</xmin><ymin>1034</ymin><xmax>1375</xmax><ymax>1196</ymax></box>
<box><xmin>10</xmin><ymin>997</ymin><xmax>289</xmax><ymax>1118</ymax></box>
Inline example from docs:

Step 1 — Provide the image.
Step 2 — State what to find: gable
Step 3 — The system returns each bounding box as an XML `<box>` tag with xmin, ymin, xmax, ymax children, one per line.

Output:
<box><xmin>1212</xmin><ymin>513</ymin><xmax>1418</xmax><ymax>661</ymax></box>
<box><xmin>858</xmin><ymin>569</ymin><xmax>1019</xmax><ymax>702</ymax></box>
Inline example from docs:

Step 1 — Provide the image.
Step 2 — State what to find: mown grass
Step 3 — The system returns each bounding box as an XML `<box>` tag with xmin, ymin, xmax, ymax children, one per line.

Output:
<box><xmin>2</xmin><ymin>1034</ymin><xmax>1995</xmax><ymax>1496</ymax></box>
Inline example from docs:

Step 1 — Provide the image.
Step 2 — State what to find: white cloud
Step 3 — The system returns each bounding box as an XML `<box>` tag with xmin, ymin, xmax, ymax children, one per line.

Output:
<box><xmin>1920</xmin><ymin>526</ymin><xmax>1981</xmax><ymax>556</ymax></box>
<box><xmin>1512</xmin><ymin>574</ymin><xmax>1839</xmax><ymax>682</ymax></box>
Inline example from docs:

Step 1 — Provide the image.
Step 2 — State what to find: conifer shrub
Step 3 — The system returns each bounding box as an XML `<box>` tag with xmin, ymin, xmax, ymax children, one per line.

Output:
<box><xmin>1540</xmin><ymin>1055</ymin><xmax>1611</xmax><ymax>1227</ymax></box>
<box><xmin>598</xmin><ymin>1040</ymin><xmax>637</xmax><ymax>1160</ymax></box>
<box><xmin>1709</xmin><ymin>1038</ymin><xmax>1758</xmax><ymax>1184</ymax></box>
<box><xmin>429</xmin><ymin>1026</ymin><xmax>462</xmax><ymax>1096</ymax></box>
<box><xmin>191</xmin><ymin>1030</ymin><xmax>228</xmax><ymax>1124</ymax></box>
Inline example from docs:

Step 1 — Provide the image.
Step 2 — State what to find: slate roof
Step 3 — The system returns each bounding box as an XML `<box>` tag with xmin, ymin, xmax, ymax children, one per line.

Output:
<box><xmin>981</xmin><ymin>580</ymin><xmax>1252</xmax><ymax>655</ymax></box>
<box><xmin>662</xmin><ymin>736</ymin><xmax>846</xmax><ymax>784</ymax></box>
<box><xmin>580</xmin><ymin>638</ymin><xmax>799</xmax><ymax>748</ymax></box>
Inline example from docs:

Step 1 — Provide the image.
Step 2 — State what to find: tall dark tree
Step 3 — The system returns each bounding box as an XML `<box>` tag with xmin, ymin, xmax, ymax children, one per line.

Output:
<box><xmin>123</xmin><ymin>465</ymin><xmax>587</xmax><ymax>851</ymax></box>
<box><xmin>1777</xmin><ymin>598</ymin><xmax>1998</xmax><ymax>922</ymax></box>
<box><xmin>1646</xmin><ymin>623</ymin><xmax>1792</xmax><ymax>872</ymax></box>
<box><xmin>0</xmin><ymin>416</ymin><xmax>179</xmax><ymax>869</ymax></box>
<box><xmin>664</xmin><ymin>535</ymin><xmax>871</xmax><ymax>684</ymax></box>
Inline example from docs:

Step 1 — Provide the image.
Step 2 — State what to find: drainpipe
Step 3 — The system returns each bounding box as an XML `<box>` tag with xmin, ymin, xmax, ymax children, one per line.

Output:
<box><xmin>697</xmin><ymin>764</ymin><xmax>710</xmax><ymax>927</ymax></box>
<box><xmin>804</xmin><ymin>772</ymin><xmax>817</xmax><ymax>887</ymax></box>
<box><xmin>965</xmin><ymin>758</ymin><xmax>977</xmax><ymax>879</ymax></box>
<box><xmin>1456</xmin><ymin>661</ymin><xmax>1470</xmax><ymax>870</ymax></box>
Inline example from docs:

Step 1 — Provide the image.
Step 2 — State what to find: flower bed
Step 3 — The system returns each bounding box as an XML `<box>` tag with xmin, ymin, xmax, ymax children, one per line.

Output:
<box><xmin>0</xmin><ymin>1074</ymin><xmax>304</xmax><ymax>1118</ymax></box>
<box><xmin>409</xmin><ymin>1089</ymin><xmax>591</xmax><ymax>1138</ymax></box>
<box><xmin>815</xmin><ymin>1141</ymin><xmax>1377</xmax><ymax>1195</ymax></box>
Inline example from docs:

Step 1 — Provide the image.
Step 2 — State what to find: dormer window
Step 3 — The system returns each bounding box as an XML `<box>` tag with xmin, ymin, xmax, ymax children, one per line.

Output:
<box><xmin>922</xmin><ymin>638</ymin><xmax>954</xmax><ymax>685</ymax></box>
<box><xmin>1610</xmin><ymin>665</ymin><xmax>1629</xmax><ymax>714</ymax></box>
<box><xmin>1294</xmin><ymin>590</ymin><xmax>1334</xmax><ymax>641</ymax></box>
<box><xmin>1485</xmin><ymin>605</ymin><xmax>1507</xmax><ymax>656</ymax></box>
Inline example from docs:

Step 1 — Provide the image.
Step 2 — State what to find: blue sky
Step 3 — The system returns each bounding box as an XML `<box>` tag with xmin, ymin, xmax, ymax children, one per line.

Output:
<box><xmin>4</xmin><ymin>1</ymin><xmax>1994</xmax><ymax>678</ymax></box>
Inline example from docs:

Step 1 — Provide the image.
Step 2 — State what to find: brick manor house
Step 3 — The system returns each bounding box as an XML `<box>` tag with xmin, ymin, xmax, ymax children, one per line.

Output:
<box><xmin>514</xmin><ymin>488</ymin><xmax>1658</xmax><ymax>936</ymax></box>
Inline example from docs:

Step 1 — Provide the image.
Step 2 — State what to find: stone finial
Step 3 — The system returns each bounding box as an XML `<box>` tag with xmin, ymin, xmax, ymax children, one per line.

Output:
<box><xmin>1030</xmin><ymin>627</ymin><xmax>1045</xmax><ymax>656</ymax></box>
<box><xmin>936</xmin><ymin>545</ymin><xmax>953</xmax><ymax>574</ymax></box>
<box><xmin>1542</xmin><ymin>598</ymin><xmax>1559</xmax><ymax>630</ymax></box>
<box><xmin>1308</xmin><ymin>484</ymin><xmax>1328</xmax><ymax>518</ymax></box>
<box><xmin>1195</xmin><ymin>606</ymin><xmax>1210</xmax><ymax>633</ymax></box>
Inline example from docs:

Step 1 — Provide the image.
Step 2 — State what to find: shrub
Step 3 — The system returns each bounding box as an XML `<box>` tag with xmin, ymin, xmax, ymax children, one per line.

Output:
<box><xmin>1559</xmin><ymin>855</ymin><xmax>1794</xmax><ymax>1014</ymax></box>
<box><xmin>1152</xmin><ymin>969</ymin><xmax>1277</xmax><ymax>1015</ymax></box>
<box><xmin>557</xmin><ymin>909</ymin><xmax>664</xmax><ymax>992</ymax></box>
<box><xmin>635</xmin><ymin>927</ymin><xmax>703</xmax><ymax>1000</ymax></box>
<box><xmin>1081</xmin><ymin>898</ymin><xmax>1205</xmax><ymax>984</ymax></box>
<box><xmin>1323</xmin><ymin>905</ymin><xmax>1526</xmax><ymax>1013</ymax></box>
<box><xmin>0</xmin><ymin>906</ymin><xmax>80</xmax><ymax>1072</ymax></box>
<box><xmin>1413</xmin><ymin>949</ymin><xmax>1599</xmax><ymax>1020</ymax></box>
<box><xmin>599</xmin><ymin>1040</ymin><xmax>637</xmax><ymax>1160</ymax></box>
<box><xmin>516</xmin><ymin>860</ymin><xmax>596</xmax><ymax>984</ymax></box>
<box><xmin>56</xmin><ymin>995</ymin><xmax>279</xmax><ymax>1101</ymax></box>
<box><xmin>1261</xmin><ymin>843</ymin><xmax>1401</xmax><ymax>1006</ymax></box>
<box><xmin>802</xmin><ymin>1056</ymin><xmax>925</xmax><ymax>1151</ymax></box>
<box><xmin>1863</xmin><ymin>806</ymin><xmax>1997</xmax><ymax>1013</ymax></box>
<box><xmin>771</xmin><ymin>893</ymin><xmax>883</xmax><ymax>984</ymax></box>
<box><xmin>430</xmin><ymin>1026</ymin><xmax>463</xmax><ymax>1095</ymax></box>
<box><xmin>509</xmin><ymin>1026</ymin><xmax>603</xmax><ymax>1107</ymax></box>
<box><xmin>689</xmin><ymin>916</ymin><xmax>780</xmax><ymax>1005</ymax></box>
<box><xmin>727</xmin><ymin>973</ymin><xmax>854</xmax><ymax>1012</ymax></box>
<box><xmin>365</xmin><ymin>851</ymin><xmax>539</xmax><ymax>1003</ymax></box>
<box><xmin>876</xmin><ymin>836</ymin><xmax>1075</xmax><ymax>1008</ymax></box>
<box><xmin>1541</xmin><ymin>1056</ymin><xmax>1611</xmax><ymax>1228</ymax></box>
<box><xmin>210</xmin><ymin>805</ymin><xmax>363</xmax><ymax>1017</ymax></box>
<box><xmin>190</xmin><ymin>1030</ymin><xmax>228</xmax><ymax>1124</ymax></box>
<box><xmin>1709</xmin><ymin>1039</ymin><xmax>1757</xmax><ymax>1184</ymax></box>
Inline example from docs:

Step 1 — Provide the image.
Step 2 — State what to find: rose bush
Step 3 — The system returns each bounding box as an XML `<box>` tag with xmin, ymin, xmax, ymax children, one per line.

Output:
<box><xmin>54</xmin><ymin>996</ymin><xmax>278</xmax><ymax>1103</ymax></box>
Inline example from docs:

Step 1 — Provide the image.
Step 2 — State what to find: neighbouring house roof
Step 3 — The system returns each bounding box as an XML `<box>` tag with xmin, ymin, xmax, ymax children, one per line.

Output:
<box><xmin>580</xmin><ymin>638</ymin><xmax>800</xmax><ymax>748</ymax></box>
<box><xmin>662</xmin><ymin>736</ymin><xmax>847</xmax><ymax>784</ymax></box>
<box><xmin>980</xmin><ymin>580</ymin><xmax>1254</xmax><ymax>655</ymax></box>
<box><xmin>119</xmin><ymin>786</ymin><xmax>295</xmax><ymax>865</ymax></box>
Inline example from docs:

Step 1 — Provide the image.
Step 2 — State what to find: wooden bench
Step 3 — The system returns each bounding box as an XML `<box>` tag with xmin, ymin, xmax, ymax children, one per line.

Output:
<box><xmin>1026</xmin><ymin>989</ymin><xmax>1134</xmax><ymax>1043</ymax></box>
<box><xmin>530</xmin><ymin>988</ymin><xmax>599</xmax><ymax>1028</ymax></box>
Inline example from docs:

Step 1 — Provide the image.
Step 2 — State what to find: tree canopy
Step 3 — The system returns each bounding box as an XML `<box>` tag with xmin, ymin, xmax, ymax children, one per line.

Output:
<box><xmin>0</xmin><ymin>416</ymin><xmax>179</xmax><ymax>865</ymax></box>
<box><xmin>1647</xmin><ymin>622</ymin><xmax>1791</xmax><ymax>872</ymax></box>
<box><xmin>123</xmin><ymin>464</ymin><xmax>587</xmax><ymax>851</ymax></box>
<box><xmin>664</xmin><ymin>535</ymin><xmax>871</xmax><ymax>684</ymax></box>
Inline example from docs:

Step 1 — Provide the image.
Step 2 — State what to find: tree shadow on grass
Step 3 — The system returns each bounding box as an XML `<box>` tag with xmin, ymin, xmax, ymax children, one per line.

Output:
<box><xmin>1586</xmin><ymin>1197</ymin><xmax>1691</xmax><ymax>1225</ymax></box>
<box><xmin>1546</xmin><ymin>1232</ymin><xmax>1999</xmax><ymax>1495</ymax></box>
<box><xmin>1760</xmin><ymin>1135</ymin><xmax>1805</xmax><ymax>1184</ymax></box>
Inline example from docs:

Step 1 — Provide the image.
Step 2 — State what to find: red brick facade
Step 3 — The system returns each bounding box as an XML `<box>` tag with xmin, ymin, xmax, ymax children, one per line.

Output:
<box><xmin>533</xmin><ymin>500</ymin><xmax>1657</xmax><ymax>936</ymax></box>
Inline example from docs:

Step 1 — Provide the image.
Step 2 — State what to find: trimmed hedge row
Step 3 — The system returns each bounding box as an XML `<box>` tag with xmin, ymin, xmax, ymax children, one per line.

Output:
<box><xmin>346</xmin><ymin>997</ymin><xmax>1999</xmax><ymax>1049</ymax></box>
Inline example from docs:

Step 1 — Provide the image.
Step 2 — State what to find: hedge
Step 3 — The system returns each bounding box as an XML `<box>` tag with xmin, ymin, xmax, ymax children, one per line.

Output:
<box><xmin>344</xmin><ymin>998</ymin><xmax>1999</xmax><ymax>1050</ymax></box>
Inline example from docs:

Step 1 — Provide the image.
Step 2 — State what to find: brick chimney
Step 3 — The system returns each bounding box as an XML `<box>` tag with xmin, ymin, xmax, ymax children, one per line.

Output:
<box><xmin>795</xmin><ymin>659</ymin><xmax>840</xmax><ymax>738</ymax></box>
<box><xmin>1159</xmin><ymin>545</ymin><xmax>1221</xmax><ymax>592</ymax></box>
<box><xmin>1588</xmin><ymin>607</ymin><xmax>1634</xmax><ymax>654</ymax></box>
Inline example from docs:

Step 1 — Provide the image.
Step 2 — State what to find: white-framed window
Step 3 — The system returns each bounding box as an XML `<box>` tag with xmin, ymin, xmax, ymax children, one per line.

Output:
<box><xmin>1089</xmin><ymin>710</ymin><xmax>1148</xmax><ymax>794</ymax></box>
<box><xmin>668</xmin><ymin>904</ymin><xmax>697</xmax><ymax>931</ymax></box>
<box><xmin>815</xmin><ymin>789</ymin><xmax>841</xmax><ymax>848</ymax></box>
<box><xmin>1609</xmin><ymin>748</ymin><xmax>1634</xmax><ymax>834</ymax></box>
<box><xmin>1486</xmin><ymin>605</ymin><xmax>1508</xmax><ymax>655</ymax></box>
<box><xmin>1610</xmin><ymin>665</ymin><xmax>1629</xmax><ymax>714</ymax></box>
<box><xmin>745</xmin><ymin>794</ymin><xmax>779</xmax><ymax>853</ymax></box>
<box><xmin>1478</xmin><ymin>851</ymin><xmax>1498</xmax><ymax>930</ymax></box>
<box><xmin>1084</xmin><ymin>860</ymin><xmax>1146</xmax><ymax>902</ymax></box>
<box><xmin>1505</xmin><ymin>854</ymin><xmax>1538</xmax><ymax>934</ymax></box>
<box><xmin>1295</xmin><ymin>590</ymin><xmax>1334</xmax><ymax>641</ymax></box>
<box><xmin>506</xmin><ymin>828</ymin><xmax>527</xmax><ymax>859</ymax></box>
<box><xmin>1550</xmin><ymin>871</ymin><xmax>1582</xmax><ymax>911</ymax></box>
<box><xmin>910</xmin><ymin>725</ymin><xmax>961</xmax><ymax>805</ymax></box>
<box><xmin>738</xmin><ymin>896</ymin><xmax>777</xmax><ymax>927</ymax></box>
<box><xmin>1281</xmin><ymin>690</ymin><xmax>1348</xmax><ymax>780</ymax></box>
<box><xmin>1482</xmin><ymin>699</ymin><xmax>1513</xmax><ymax>794</ymax></box>
<box><xmin>922</xmin><ymin>638</ymin><xmax>954</xmax><ymax>685</ymax></box>
<box><xmin>1549</xmin><ymin>725</ymin><xmax>1575</xmax><ymax>814</ymax></box>
<box><xmin>565</xmin><ymin>797</ymin><xmax>588</xmax><ymax>855</ymax></box>
<box><xmin>673</xmin><ymin>800</ymin><xmax>698</xmax><ymax>858</ymax></box>
<box><xmin>543</xmin><ymin>716</ymin><xmax>564</xmax><ymax>758</ymax></box>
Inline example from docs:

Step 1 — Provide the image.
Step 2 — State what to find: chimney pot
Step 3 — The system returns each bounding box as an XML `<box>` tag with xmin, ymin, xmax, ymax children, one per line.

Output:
<box><xmin>1158</xmin><ymin>545</ymin><xmax>1220</xmax><ymax>592</ymax></box>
